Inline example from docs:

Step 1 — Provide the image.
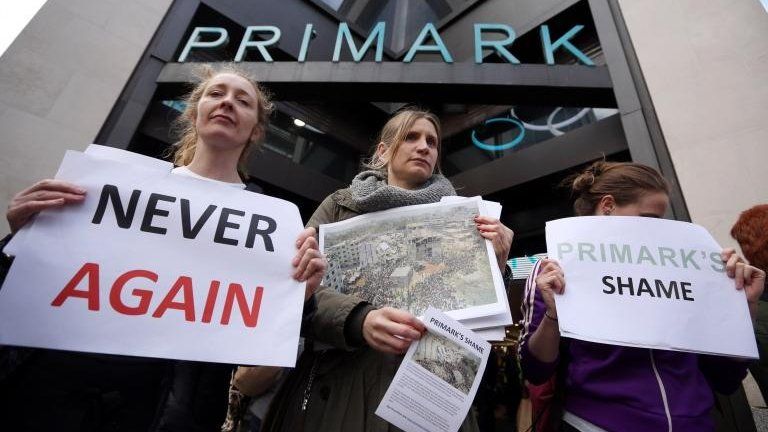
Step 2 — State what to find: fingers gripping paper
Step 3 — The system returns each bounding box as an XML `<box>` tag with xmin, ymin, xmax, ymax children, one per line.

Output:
<box><xmin>376</xmin><ymin>307</ymin><xmax>490</xmax><ymax>432</ymax></box>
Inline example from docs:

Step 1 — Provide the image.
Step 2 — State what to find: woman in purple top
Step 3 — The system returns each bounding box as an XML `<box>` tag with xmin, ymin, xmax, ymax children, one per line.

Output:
<box><xmin>518</xmin><ymin>161</ymin><xmax>766</xmax><ymax>432</ymax></box>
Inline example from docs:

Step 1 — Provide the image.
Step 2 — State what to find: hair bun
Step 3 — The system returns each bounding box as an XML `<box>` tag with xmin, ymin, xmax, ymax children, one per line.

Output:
<box><xmin>571</xmin><ymin>161</ymin><xmax>603</xmax><ymax>193</ymax></box>
<box><xmin>571</xmin><ymin>172</ymin><xmax>595</xmax><ymax>192</ymax></box>
<box><xmin>571</xmin><ymin>161</ymin><xmax>611</xmax><ymax>193</ymax></box>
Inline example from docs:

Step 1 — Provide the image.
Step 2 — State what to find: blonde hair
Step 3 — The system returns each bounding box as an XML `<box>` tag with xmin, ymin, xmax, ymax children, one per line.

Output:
<box><xmin>169</xmin><ymin>63</ymin><xmax>274</xmax><ymax>176</ymax></box>
<box><xmin>363</xmin><ymin>108</ymin><xmax>442</xmax><ymax>174</ymax></box>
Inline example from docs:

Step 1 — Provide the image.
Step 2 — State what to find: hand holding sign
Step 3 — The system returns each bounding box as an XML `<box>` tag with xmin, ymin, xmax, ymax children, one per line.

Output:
<box><xmin>720</xmin><ymin>248</ymin><xmax>766</xmax><ymax>322</ymax></box>
<box><xmin>740</xmin><ymin>265</ymin><xmax>766</xmax><ymax>306</ymax></box>
<box><xmin>721</xmin><ymin>248</ymin><xmax>766</xmax><ymax>303</ymax></box>
<box><xmin>292</xmin><ymin>227</ymin><xmax>326</xmax><ymax>301</ymax></box>
<box><xmin>6</xmin><ymin>179</ymin><xmax>86</xmax><ymax>233</ymax></box>
<box><xmin>474</xmin><ymin>215</ymin><xmax>514</xmax><ymax>273</ymax></box>
<box><xmin>534</xmin><ymin>258</ymin><xmax>565</xmax><ymax>319</ymax></box>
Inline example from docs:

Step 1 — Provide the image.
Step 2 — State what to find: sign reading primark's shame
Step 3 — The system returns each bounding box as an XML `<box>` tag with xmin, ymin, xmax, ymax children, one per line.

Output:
<box><xmin>178</xmin><ymin>22</ymin><xmax>595</xmax><ymax>66</ymax></box>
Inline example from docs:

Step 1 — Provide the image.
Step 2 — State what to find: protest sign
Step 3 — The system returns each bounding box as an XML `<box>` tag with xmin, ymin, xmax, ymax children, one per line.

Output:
<box><xmin>546</xmin><ymin>216</ymin><xmax>758</xmax><ymax>358</ymax></box>
<box><xmin>376</xmin><ymin>307</ymin><xmax>490</xmax><ymax>432</ymax></box>
<box><xmin>4</xmin><ymin>145</ymin><xmax>173</xmax><ymax>257</ymax></box>
<box><xmin>0</xmin><ymin>148</ymin><xmax>306</xmax><ymax>366</ymax></box>
<box><xmin>319</xmin><ymin>198</ymin><xmax>511</xmax><ymax>325</ymax></box>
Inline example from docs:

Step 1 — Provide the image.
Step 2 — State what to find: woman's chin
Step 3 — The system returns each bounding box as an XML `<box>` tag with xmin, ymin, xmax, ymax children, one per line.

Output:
<box><xmin>403</xmin><ymin>170</ymin><xmax>432</xmax><ymax>186</ymax></box>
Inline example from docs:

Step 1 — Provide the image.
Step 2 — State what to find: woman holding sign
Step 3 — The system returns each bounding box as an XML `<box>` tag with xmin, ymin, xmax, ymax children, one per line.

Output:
<box><xmin>0</xmin><ymin>64</ymin><xmax>326</xmax><ymax>431</ymax></box>
<box><xmin>4</xmin><ymin>64</ymin><xmax>325</xmax><ymax>300</ymax></box>
<box><xmin>518</xmin><ymin>161</ymin><xmax>766</xmax><ymax>432</ymax></box>
<box><xmin>263</xmin><ymin>108</ymin><xmax>514</xmax><ymax>432</ymax></box>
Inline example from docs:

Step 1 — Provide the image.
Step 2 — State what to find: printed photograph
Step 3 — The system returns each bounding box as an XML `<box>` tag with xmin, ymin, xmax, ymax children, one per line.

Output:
<box><xmin>412</xmin><ymin>330</ymin><xmax>481</xmax><ymax>394</ymax></box>
<box><xmin>321</xmin><ymin>200</ymin><xmax>498</xmax><ymax>316</ymax></box>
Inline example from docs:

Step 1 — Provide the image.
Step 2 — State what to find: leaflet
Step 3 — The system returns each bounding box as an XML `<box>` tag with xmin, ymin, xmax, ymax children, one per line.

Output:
<box><xmin>376</xmin><ymin>307</ymin><xmax>490</xmax><ymax>432</ymax></box>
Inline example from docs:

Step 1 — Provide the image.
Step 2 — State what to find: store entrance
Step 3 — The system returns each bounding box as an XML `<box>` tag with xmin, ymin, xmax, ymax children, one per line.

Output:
<box><xmin>126</xmin><ymin>90</ymin><xmax>629</xmax><ymax>257</ymax></box>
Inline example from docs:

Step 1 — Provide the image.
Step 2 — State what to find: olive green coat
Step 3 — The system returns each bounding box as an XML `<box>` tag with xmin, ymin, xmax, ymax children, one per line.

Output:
<box><xmin>263</xmin><ymin>188</ymin><xmax>479</xmax><ymax>432</ymax></box>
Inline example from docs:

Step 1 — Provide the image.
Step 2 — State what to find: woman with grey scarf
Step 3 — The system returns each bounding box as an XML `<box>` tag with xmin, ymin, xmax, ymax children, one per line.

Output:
<box><xmin>263</xmin><ymin>109</ymin><xmax>514</xmax><ymax>432</ymax></box>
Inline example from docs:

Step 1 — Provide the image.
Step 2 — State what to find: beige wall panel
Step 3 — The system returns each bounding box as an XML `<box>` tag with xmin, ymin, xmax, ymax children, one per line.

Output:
<box><xmin>0</xmin><ymin>0</ymin><xmax>172</xmax><ymax>235</ymax></box>
<box><xmin>617</xmin><ymin>0</ymin><xmax>768</xmax><ymax>248</ymax></box>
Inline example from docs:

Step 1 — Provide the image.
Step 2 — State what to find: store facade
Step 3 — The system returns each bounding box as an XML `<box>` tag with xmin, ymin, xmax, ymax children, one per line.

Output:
<box><xmin>1</xmin><ymin>0</ymin><xmax>766</xmax><ymax>429</ymax></box>
<box><xmin>93</xmin><ymin>0</ymin><xmax>686</xmax><ymax>259</ymax></box>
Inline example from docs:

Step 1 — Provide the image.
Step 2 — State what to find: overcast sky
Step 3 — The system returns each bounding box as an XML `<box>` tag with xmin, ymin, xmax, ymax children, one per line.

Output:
<box><xmin>0</xmin><ymin>0</ymin><xmax>47</xmax><ymax>59</ymax></box>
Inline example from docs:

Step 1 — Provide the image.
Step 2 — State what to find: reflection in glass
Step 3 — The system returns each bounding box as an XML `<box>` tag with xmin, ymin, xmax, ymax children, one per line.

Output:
<box><xmin>442</xmin><ymin>106</ymin><xmax>619</xmax><ymax>176</ymax></box>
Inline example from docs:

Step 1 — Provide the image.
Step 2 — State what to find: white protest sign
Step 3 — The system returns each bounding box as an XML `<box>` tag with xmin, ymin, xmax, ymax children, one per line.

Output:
<box><xmin>376</xmin><ymin>307</ymin><xmax>490</xmax><ymax>432</ymax></box>
<box><xmin>0</xmin><ymin>150</ymin><xmax>306</xmax><ymax>366</ymax></box>
<box><xmin>546</xmin><ymin>216</ymin><xmax>758</xmax><ymax>358</ymax></box>
<box><xmin>84</xmin><ymin>144</ymin><xmax>175</xmax><ymax>170</ymax></box>
<box><xmin>4</xmin><ymin>145</ymin><xmax>173</xmax><ymax>257</ymax></box>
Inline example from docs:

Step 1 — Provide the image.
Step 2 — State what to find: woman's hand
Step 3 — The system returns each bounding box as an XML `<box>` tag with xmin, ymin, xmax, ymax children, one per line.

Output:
<box><xmin>721</xmin><ymin>249</ymin><xmax>766</xmax><ymax>317</ymax></box>
<box><xmin>528</xmin><ymin>259</ymin><xmax>565</xmax><ymax>362</ymax></box>
<box><xmin>292</xmin><ymin>227</ymin><xmax>326</xmax><ymax>301</ymax></box>
<box><xmin>474</xmin><ymin>215</ymin><xmax>514</xmax><ymax>273</ymax></box>
<box><xmin>234</xmin><ymin>365</ymin><xmax>283</xmax><ymax>397</ymax></box>
<box><xmin>362</xmin><ymin>307</ymin><xmax>426</xmax><ymax>355</ymax></box>
<box><xmin>7</xmin><ymin>180</ymin><xmax>86</xmax><ymax>233</ymax></box>
<box><xmin>535</xmin><ymin>259</ymin><xmax>566</xmax><ymax>319</ymax></box>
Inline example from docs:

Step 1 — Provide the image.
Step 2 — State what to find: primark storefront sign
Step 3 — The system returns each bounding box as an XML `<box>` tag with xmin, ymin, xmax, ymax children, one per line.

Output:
<box><xmin>178</xmin><ymin>22</ymin><xmax>595</xmax><ymax>66</ymax></box>
<box><xmin>178</xmin><ymin>21</ymin><xmax>595</xmax><ymax>153</ymax></box>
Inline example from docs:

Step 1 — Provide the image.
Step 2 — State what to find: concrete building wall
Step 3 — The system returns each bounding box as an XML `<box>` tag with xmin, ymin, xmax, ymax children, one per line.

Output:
<box><xmin>617</xmin><ymin>0</ymin><xmax>768</xmax><ymax>247</ymax></box>
<box><xmin>0</xmin><ymin>0</ymin><xmax>172</xmax><ymax>235</ymax></box>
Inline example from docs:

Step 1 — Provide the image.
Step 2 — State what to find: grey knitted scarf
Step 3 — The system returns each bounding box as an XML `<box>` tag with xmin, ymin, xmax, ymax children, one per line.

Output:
<box><xmin>347</xmin><ymin>170</ymin><xmax>456</xmax><ymax>212</ymax></box>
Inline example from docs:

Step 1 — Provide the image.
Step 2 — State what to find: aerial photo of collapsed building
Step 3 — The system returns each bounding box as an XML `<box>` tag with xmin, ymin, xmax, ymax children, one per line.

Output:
<box><xmin>412</xmin><ymin>330</ymin><xmax>481</xmax><ymax>394</ymax></box>
<box><xmin>322</xmin><ymin>201</ymin><xmax>498</xmax><ymax>315</ymax></box>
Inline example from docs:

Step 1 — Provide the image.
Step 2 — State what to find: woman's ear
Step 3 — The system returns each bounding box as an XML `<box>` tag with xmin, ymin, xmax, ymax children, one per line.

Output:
<box><xmin>597</xmin><ymin>195</ymin><xmax>616</xmax><ymax>215</ymax></box>
<box><xmin>375</xmin><ymin>142</ymin><xmax>387</xmax><ymax>160</ymax></box>
<box><xmin>250</xmin><ymin>127</ymin><xmax>263</xmax><ymax>145</ymax></box>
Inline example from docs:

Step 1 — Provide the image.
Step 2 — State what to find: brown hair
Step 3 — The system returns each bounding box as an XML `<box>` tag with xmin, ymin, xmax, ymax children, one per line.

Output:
<box><xmin>363</xmin><ymin>108</ymin><xmax>442</xmax><ymax>174</ymax></box>
<box><xmin>169</xmin><ymin>63</ymin><xmax>274</xmax><ymax>175</ymax></box>
<box><xmin>566</xmin><ymin>160</ymin><xmax>670</xmax><ymax>216</ymax></box>
<box><xmin>731</xmin><ymin>204</ymin><xmax>768</xmax><ymax>271</ymax></box>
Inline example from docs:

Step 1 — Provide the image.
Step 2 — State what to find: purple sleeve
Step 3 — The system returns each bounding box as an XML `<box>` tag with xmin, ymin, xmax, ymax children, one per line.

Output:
<box><xmin>698</xmin><ymin>355</ymin><xmax>749</xmax><ymax>394</ymax></box>
<box><xmin>517</xmin><ymin>259</ymin><xmax>559</xmax><ymax>385</ymax></box>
